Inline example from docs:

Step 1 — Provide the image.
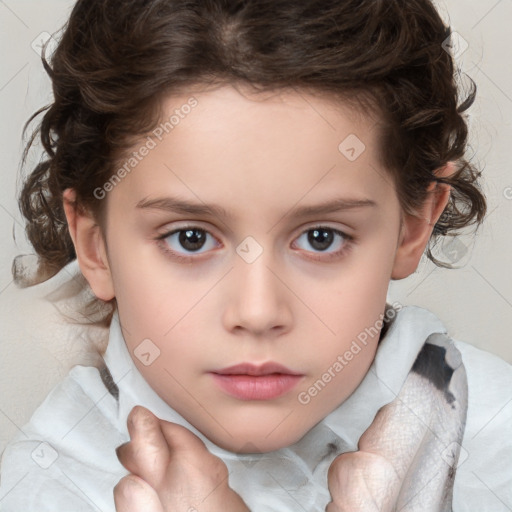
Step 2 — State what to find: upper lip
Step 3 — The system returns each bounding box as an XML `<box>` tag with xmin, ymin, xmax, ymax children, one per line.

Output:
<box><xmin>212</xmin><ymin>362</ymin><xmax>302</xmax><ymax>376</ymax></box>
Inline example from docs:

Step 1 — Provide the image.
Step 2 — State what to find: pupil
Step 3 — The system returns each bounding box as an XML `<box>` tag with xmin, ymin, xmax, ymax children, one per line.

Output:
<box><xmin>179</xmin><ymin>229</ymin><xmax>206</xmax><ymax>251</ymax></box>
<box><xmin>308</xmin><ymin>229</ymin><xmax>333</xmax><ymax>251</ymax></box>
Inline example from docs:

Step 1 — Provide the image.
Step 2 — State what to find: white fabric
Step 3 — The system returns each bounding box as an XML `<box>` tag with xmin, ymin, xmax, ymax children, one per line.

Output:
<box><xmin>0</xmin><ymin>298</ymin><xmax>511</xmax><ymax>510</ymax></box>
<box><xmin>0</xmin><ymin>258</ymin><xmax>109</xmax><ymax>454</ymax></box>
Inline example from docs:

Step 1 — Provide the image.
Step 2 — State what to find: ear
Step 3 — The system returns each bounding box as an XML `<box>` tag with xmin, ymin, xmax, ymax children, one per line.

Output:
<box><xmin>62</xmin><ymin>188</ymin><xmax>115</xmax><ymax>301</ymax></box>
<box><xmin>391</xmin><ymin>162</ymin><xmax>455</xmax><ymax>280</ymax></box>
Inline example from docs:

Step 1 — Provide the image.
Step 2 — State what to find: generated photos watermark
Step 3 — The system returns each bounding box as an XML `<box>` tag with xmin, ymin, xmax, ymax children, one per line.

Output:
<box><xmin>297</xmin><ymin>301</ymin><xmax>403</xmax><ymax>405</ymax></box>
<box><xmin>93</xmin><ymin>97</ymin><xmax>198</xmax><ymax>200</ymax></box>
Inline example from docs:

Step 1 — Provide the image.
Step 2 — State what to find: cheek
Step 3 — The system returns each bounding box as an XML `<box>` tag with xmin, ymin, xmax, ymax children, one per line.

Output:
<box><xmin>296</xmin><ymin>271</ymin><xmax>389</xmax><ymax>415</ymax></box>
<box><xmin>293</xmin><ymin>235</ymin><xmax>395</xmax><ymax>378</ymax></box>
<box><xmin>297</xmin><ymin>245</ymin><xmax>393</xmax><ymax>338</ymax></box>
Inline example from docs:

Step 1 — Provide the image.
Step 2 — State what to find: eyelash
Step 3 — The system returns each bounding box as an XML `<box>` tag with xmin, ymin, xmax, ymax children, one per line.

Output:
<box><xmin>155</xmin><ymin>224</ymin><xmax>354</xmax><ymax>263</ymax></box>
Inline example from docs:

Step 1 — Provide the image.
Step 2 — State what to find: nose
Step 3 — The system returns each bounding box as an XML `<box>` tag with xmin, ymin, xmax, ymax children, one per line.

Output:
<box><xmin>222</xmin><ymin>249</ymin><xmax>292</xmax><ymax>338</ymax></box>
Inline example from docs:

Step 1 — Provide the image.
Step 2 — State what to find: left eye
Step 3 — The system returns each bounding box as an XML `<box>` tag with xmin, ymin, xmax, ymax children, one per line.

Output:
<box><xmin>293</xmin><ymin>227</ymin><xmax>349</xmax><ymax>254</ymax></box>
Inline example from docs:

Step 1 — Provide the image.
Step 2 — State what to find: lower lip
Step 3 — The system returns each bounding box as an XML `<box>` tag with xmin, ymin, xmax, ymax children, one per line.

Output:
<box><xmin>210</xmin><ymin>373</ymin><xmax>303</xmax><ymax>400</ymax></box>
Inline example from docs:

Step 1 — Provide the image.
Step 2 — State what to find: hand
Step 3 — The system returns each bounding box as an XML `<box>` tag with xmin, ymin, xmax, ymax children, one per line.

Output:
<box><xmin>326</xmin><ymin>369</ymin><xmax>463</xmax><ymax>511</ymax></box>
<box><xmin>326</xmin><ymin>391</ymin><xmax>422</xmax><ymax>512</ymax></box>
<box><xmin>326</xmin><ymin>449</ymin><xmax>400</xmax><ymax>512</ymax></box>
<box><xmin>114</xmin><ymin>405</ymin><xmax>250</xmax><ymax>512</ymax></box>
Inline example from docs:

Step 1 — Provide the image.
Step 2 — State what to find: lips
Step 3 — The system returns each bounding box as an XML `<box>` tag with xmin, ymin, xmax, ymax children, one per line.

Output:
<box><xmin>210</xmin><ymin>362</ymin><xmax>304</xmax><ymax>400</ymax></box>
<box><xmin>213</xmin><ymin>362</ymin><xmax>302</xmax><ymax>376</ymax></box>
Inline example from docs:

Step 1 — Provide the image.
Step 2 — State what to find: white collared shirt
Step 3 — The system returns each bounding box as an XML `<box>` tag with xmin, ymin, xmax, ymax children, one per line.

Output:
<box><xmin>1</xmin><ymin>305</ymin><xmax>511</xmax><ymax>511</ymax></box>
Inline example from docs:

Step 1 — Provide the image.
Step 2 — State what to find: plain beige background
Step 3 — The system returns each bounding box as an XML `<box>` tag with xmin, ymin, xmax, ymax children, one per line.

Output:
<box><xmin>1</xmin><ymin>0</ymin><xmax>511</xmax><ymax>455</ymax></box>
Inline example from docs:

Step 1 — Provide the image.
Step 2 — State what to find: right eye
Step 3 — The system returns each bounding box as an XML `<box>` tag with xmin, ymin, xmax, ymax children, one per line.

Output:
<box><xmin>157</xmin><ymin>226</ymin><xmax>221</xmax><ymax>261</ymax></box>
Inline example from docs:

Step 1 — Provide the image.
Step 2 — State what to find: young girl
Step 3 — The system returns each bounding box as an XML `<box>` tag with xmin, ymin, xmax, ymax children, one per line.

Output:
<box><xmin>1</xmin><ymin>0</ymin><xmax>511</xmax><ymax>511</ymax></box>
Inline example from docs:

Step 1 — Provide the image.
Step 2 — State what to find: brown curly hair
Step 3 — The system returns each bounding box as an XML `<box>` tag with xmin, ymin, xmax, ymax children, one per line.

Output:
<box><xmin>16</xmin><ymin>0</ymin><xmax>486</xmax><ymax>322</ymax></box>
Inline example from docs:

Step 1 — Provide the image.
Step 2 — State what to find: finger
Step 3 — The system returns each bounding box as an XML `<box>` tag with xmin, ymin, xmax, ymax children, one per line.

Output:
<box><xmin>117</xmin><ymin>406</ymin><xmax>171</xmax><ymax>488</ymax></box>
<box><xmin>158</xmin><ymin>418</ymin><xmax>210</xmax><ymax>456</ymax></box>
<box><xmin>327</xmin><ymin>451</ymin><xmax>400</xmax><ymax>512</ymax></box>
<box><xmin>114</xmin><ymin>474</ymin><xmax>165</xmax><ymax>512</ymax></box>
<box><xmin>358</xmin><ymin>372</ymin><xmax>430</xmax><ymax>479</ymax></box>
<box><xmin>157</xmin><ymin>420</ymin><xmax>239</xmax><ymax>507</ymax></box>
<box><xmin>157</xmin><ymin>419</ymin><xmax>231</xmax><ymax>487</ymax></box>
<box><xmin>158</xmin><ymin>417</ymin><xmax>230</xmax><ymax>484</ymax></box>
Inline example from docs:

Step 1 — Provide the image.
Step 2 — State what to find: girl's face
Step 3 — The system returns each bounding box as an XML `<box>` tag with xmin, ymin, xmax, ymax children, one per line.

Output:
<box><xmin>101</xmin><ymin>84</ymin><xmax>403</xmax><ymax>452</ymax></box>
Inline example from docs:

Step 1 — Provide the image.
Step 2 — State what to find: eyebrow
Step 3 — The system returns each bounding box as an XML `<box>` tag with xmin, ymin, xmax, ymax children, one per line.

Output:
<box><xmin>136</xmin><ymin>195</ymin><xmax>377</xmax><ymax>220</ymax></box>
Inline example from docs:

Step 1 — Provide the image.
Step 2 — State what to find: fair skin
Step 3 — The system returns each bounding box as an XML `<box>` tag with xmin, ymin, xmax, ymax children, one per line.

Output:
<box><xmin>63</xmin><ymin>84</ymin><xmax>453</xmax><ymax>510</ymax></box>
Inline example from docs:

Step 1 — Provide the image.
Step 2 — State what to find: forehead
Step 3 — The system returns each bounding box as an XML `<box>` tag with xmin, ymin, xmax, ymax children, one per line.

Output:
<box><xmin>163</xmin><ymin>82</ymin><xmax>381</xmax><ymax>141</ymax></box>
<box><xmin>108</xmin><ymin>83</ymin><xmax>396</xmax><ymax>219</ymax></box>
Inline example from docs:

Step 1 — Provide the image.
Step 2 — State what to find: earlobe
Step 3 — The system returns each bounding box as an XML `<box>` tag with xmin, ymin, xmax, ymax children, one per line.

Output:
<box><xmin>62</xmin><ymin>188</ymin><xmax>115</xmax><ymax>301</ymax></box>
<box><xmin>391</xmin><ymin>162</ymin><xmax>455</xmax><ymax>280</ymax></box>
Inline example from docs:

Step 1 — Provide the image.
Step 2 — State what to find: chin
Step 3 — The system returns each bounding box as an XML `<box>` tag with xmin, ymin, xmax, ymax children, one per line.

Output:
<box><xmin>204</xmin><ymin>422</ymin><xmax>308</xmax><ymax>454</ymax></box>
